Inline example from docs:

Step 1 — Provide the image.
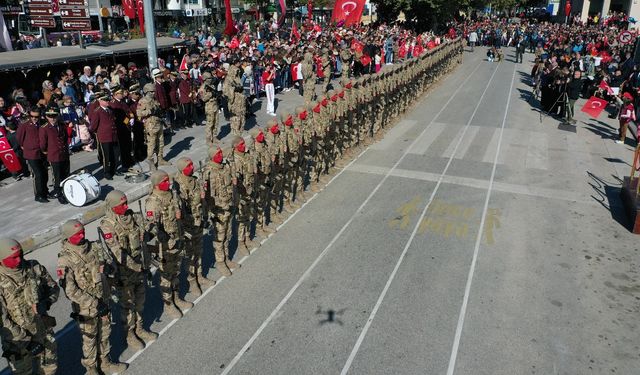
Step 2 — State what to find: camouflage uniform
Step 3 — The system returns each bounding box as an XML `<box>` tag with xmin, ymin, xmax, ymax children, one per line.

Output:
<box><xmin>321</xmin><ymin>50</ymin><xmax>332</xmax><ymax>93</ymax></box>
<box><xmin>225</xmin><ymin>65</ymin><xmax>246</xmax><ymax>135</ymax></box>
<box><xmin>340</xmin><ymin>47</ymin><xmax>352</xmax><ymax>78</ymax></box>
<box><xmin>100</xmin><ymin>190</ymin><xmax>158</xmax><ymax>352</ymax></box>
<box><xmin>281</xmin><ymin>111</ymin><xmax>300</xmax><ymax>211</ymax></box>
<box><xmin>202</xmin><ymin>145</ymin><xmax>239</xmax><ymax>277</ymax></box>
<box><xmin>174</xmin><ymin>158</ymin><xmax>214</xmax><ymax>297</ymax></box>
<box><xmin>144</xmin><ymin>171</ymin><xmax>192</xmax><ymax>319</ymax></box>
<box><xmin>295</xmin><ymin>105</ymin><xmax>312</xmax><ymax>199</ymax></box>
<box><xmin>0</xmin><ymin>238</ymin><xmax>59</xmax><ymax>375</ymax></box>
<box><xmin>302</xmin><ymin>52</ymin><xmax>316</xmax><ymax>105</ymax></box>
<box><xmin>265</xmin><ymin>119</ymin><xmax>287</xmax><ymax>224</ymax></box>
<box><xmin>229</xmin><ymin>136</ymin><xmax>258</xmax><ymax>255</ymax></box>
<box><xmin>200</xmin><ymin>72</ymin><xmax>220</xmax><ymax>146</ymax></box>
<box><xmin>137</xmin><ymin>83</ymin><xmax>169</xmax><ymax>170</ymax></box>
<box><xmin>249</xmin><ymin>127</ymin><xmax>276</xmax><ymax>237</ymax></box>
<box><xmin>58</xmin><ymin>220</ymin><xmax>128</xmax><ymax>375</ymax></box>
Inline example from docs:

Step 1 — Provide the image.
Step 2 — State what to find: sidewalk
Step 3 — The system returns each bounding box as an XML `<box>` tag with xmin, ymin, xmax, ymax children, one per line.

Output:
<box><xmin>0</xmin><ymin>90</ymin><xmax>304</xmax><ymax>252</ymax></box>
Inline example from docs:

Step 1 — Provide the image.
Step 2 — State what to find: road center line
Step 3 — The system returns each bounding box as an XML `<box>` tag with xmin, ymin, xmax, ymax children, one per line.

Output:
<box><xmin>219</xmin><ymin>58</ymin><xmax>486</xmax><ymax>375</ymax></box>
<box><xmin>445</xmin><ymin>61</ymin><xmax>518</xmax><ymax>375</ymax></box>
<box><xmin>339</xmin><ymin>58</ymin><xmax>503</xmax><ymax>375</ymax></box>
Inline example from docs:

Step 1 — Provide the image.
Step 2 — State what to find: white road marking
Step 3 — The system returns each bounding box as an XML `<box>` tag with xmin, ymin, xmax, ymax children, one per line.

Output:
<box><xmin>442</xmin><ymin>125</ymin><xmax>480</xmax><ymax>159</ymax></box>
<box><xmin>446</xmin><ymin>62</ymin><xmax>518</xmax><ymax>375</ymax></box>
<box><xmin>525</xmin><ymin>132</ymin><xmax>549</xmax><ymax>170</ymax></box>
<box><xmin>219</xmin><ymin>62</ymin><xmax>486</xmax><ymax>375</ymax></box>
<box><xmin>370</xmin><ymin>120</ymin><xmax>418</xmax><ymax>150</ymax></box>
<box><xmin>340</xmin><ymin>62</ymin><xmax>502</xmax><ymax>375</ymax></box>
<box><xmin>408</xmin><ymin>122</ymin><xmax>448</xmax><ymax>155</ymax></box>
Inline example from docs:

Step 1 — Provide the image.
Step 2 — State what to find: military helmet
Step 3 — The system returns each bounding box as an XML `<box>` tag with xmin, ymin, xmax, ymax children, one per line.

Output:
<box><xmin>229</xmin><ymin>135</ymin><xmax>243</xmax><ymax>148</ymax></box>
<box><xmin>295</xmin><ymin>106</ymin><xmax>306</xmax><ymax>115</ymax></box>
<box><xmin>279</xmin><ymin>111</ymin><xmax>291</xmax><ymax>123</ymax></box>
<box><xmin>150</xmin><ymin>170</ymin><xmax>169</xmax><ymax>186</ymax></box>
<box><xmin>143</xmin><ymin>83</ymin><xmax>156</xmax><ymax>94</ymax></box>
<box><xmin>267</xmin><ymin>119</ymin><xmax>278</xmax><ymax>127</ymax></box>
<box><xmin>0</xmin><ymin>238</ymin><xmax>21</xmax><ymax>259</ymax></box>
<box><xmin>249</xmin><ymin>126</ymin><xmax>264</xmax><ymax>138</ymax></box>
<box><xmin>61</xmin><ymin>219</ymin><xmax>84</xmax><ymax>238</ymax></box>
<box><xmin>176</xmin><ymin>157</ymin><xmax>192</xmax><ymax>171</ymax></box>
<box><xmin>208</xmin><ymin>143</ymin><xmax>222</xmax><ymax>159</ymax></box>
<box><xmin>105</xmin><ymin>190</ymin><xmax>127</xmax><ymax>209</ymax></box>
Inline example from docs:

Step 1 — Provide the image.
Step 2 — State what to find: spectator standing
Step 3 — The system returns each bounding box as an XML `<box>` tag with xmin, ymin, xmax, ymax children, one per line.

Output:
<box><xmin>39</xmin><ymin>106</ymin><xmax>69</xmax><ymax>204</ymax></box>
<box><xmin>263</xmin><ymin>64</ymin><xmax>276</xmax><ymax>115</ymax></box>
<box><xmin>90</xmin><ymin>94</ymin><xmax>118</xmax><ymax>180</ymax></box>
<box><xmin>17</xmin><ymin>107</ymin><xmax>49</xmax><ymax>203</ymax></box>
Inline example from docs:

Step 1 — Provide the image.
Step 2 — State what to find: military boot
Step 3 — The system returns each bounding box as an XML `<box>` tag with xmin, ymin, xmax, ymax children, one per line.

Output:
<box><xmin>197</xmin><ymin>271</ymin><xmax>215</xmax><ymax>288</ymax></box>
<box><xmin>310</xmin><ymin>183</ymin><xmax>322</xmax><ymax>193</ymax></box>
<box><xmin>215</xmin><ymin>261</ymin><xmax>232</xmax><ymax>277</ymax></box>
<box><xmin>188</xmin><ymin>277</ymin><xmax>203</xmax><ymax>297</ymax></box>
<box><xmin>100</xmin><ymin>358</ymin><xmax>128</xmax><ymax>375</ymax></box>
<box><xmin>126</xmin><ymin>329</ymin><xmax>145</xmax><ymax>351</ymax></box>
<box><xmin>174</xmin><ymin>292</ymin><xmax>194</xmax><ymax>312</ymax></box>
<box><xmin>226</xmin><ymin>259</ymin><xmax>241</xmax><ymax>270</ymax></box>
<box><xmin>237</xmin><ymin>240</ymin><xmax>251</xmax><ymax>257</ymax></box>
<box><xmin>146</xmin><ymin>157</ymin><xmax>157</xmax><ymax>171</ymax></box>
<box><xmin>85</xmin><ymin>366</ymin><xmax>100</xmax><ymax>375</ymax></box>
<box><xmin>135</xmin><ymin>323</ymin><xmax>158</xmax><ymax>344</ymax></box>
<box><xmin>246</xmin><ymin>236</ymin><xmax>260</xmax><ymax>249</ymax></box>
<box><xmin>269</xmin><ymin>213</ymin><xmax>284</xmax><ymax>226</ymax></box>
<box><xmin>158</xmin><ymin>158</ymin><xmax>171</xmax><ymax>166</ymax></box>
<box><xmin>163</xmin><ymin>300</ymin><xmax>182</xmax><ymax>319</ymax></box>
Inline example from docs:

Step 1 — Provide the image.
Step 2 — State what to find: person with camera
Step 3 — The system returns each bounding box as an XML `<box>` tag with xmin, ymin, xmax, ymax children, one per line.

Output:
<box><xmin>57</xmin><ymin>220</ymin><xmax>128</xmax><ymax>375</ymax></box>
<box><xmin>565</xmin><ymin>69</ymin><xmax>583</xmax><ymax>124</ymax></box>
<box><xmin>0</xmin><ymin>237</ymin><xmax>59</xmax><ymax>375</ymax></box>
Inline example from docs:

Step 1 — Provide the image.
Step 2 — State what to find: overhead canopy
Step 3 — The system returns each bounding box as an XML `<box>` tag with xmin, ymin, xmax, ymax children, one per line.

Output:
<box><xmin>0</xmin><ymin>37</ymin><xmax>189</xmax><ymax>71</ymax></box>
<box><xmin>0</xmin><ymin>46</ymin><xmax>109</xmax><ymax>71</ymax></box>
<box><xmin>91</xmin><ymin>37</ymin><xmax>190</xmax><ymax>56</ymax></box>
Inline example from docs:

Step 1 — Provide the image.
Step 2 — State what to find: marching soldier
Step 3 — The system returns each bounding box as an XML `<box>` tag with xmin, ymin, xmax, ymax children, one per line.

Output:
<box><xmin>280</xmin><ymin>111</ymin><xmax>300</xmax><ymax>213</ymax></box>
<box><xmin>0</xmin><ymin>238</ymin><xmax>59</xmax><ymax>375</ymax></box>
<box><xmin>302</xmin><ymin>52</ymin><xmax>316</xmax><ymax>105</ymax></box>
<box><xmin>200</xmin><ymin>72</ymin><xmax>220</xmax><ymax>146</ymax></box>
<box><xmin>321</xmin><ymin>48</ymin><xmax>332</xmax><ymax>93</ymax></box>
<box><xmin>99</xmin><ymin>190</ymin><xmax>158</xmax><ymax>351</ymax></box>
<box><xmin>144</xmin><ymin>171</ymin><xmax>193</xmax><ymax>318</ymax></box>
<box><xmin>265</xmin><ymin>119</ymin><xmax>287</xmax><ymax>225</ymax></box>
<box><xmin>229</xmin><ymin>136</ymin><xmax>258</xmax><ymax>255</ymax></box>
<box><xmin>294</xmin><ymin>105</ymin><xmax>311</xmax><ymax>201</ymax></box>
<box><xmin>173</xmin><ymin>157</ymin><xmax>214</xmax><ymax>296</ymax></box>
<box><xmin>248</xmin><ymin>127</ymin><xmax>276</xmax><ymax>238</ymax></box>
<box><xmin>137</xmin><ymin>83</ymin><xmax>169</xmax><ymax>170</ymax></box>
<box><xmin>57</xmin><ymin>220</ymin><xmax>128</xmax><ymax>375</ymax></box>
<box><xmin>340</xmin><ymin>45</ymin><xmax>353</xmax><ymax>78</ymax></box>
<box><xmin>202</xmin><ymin>144</ymin><xmax>240</xmax><ymax>276</ymax></box>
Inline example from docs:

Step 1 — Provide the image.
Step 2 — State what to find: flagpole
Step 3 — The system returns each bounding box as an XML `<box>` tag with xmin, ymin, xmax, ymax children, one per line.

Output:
<box><xmin>143</xmin><ymin>0</ymin><xmax>158</xmax><ymax>71</ymax></box>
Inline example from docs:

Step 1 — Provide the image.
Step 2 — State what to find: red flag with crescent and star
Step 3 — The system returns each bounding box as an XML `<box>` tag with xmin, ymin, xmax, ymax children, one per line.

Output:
<box><xmin>224</xmin><ymin>0</ymin><xmax>236</xmax><ymax>36</ymax></box>
<box><xmin>331</xmin><ymin>0</ymin><xmax>366</xmax><ymax>26</ymax></box>
<box><xmin>0</xmin><ymin>128</ymin><xmax>22</xmax><ymax>173</ymax></box>
<box><xmin>122</xmin><ymin>0</ymin><xmax>135</xmax><ymax>19</ymax></box>
<box><xmin>136</xmin><ymin>0</ymin><xmax>144</xmax><ymax>33</ymax></box>
<box><xmin>581</xmin><ymin>96</ymin><xmax>608</xmax><ymax>119</ymax></box>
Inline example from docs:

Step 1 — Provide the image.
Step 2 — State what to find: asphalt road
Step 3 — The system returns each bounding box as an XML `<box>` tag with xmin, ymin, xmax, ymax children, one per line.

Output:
<box><xmin>3</xmin><ymin>47</ymin><xmax>640</xmax><ymax>375</ymax></box>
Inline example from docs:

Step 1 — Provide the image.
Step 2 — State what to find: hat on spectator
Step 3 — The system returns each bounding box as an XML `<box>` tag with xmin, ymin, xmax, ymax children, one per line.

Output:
<box><xmin>112</xmin><ymin>85</ymin><xmax>124</xmax><ymax>94</ymax></box>
<box><xmin>45</xmin><ymin>106</ymin><xmax>59</xmax><ymax>116</ymax></box>
<box><xmin>623</xmin><ymin>92</ymin><xmax>634</xmax><ymax>101</ymax></box>
<box><xmin>171</xmin><ymin>71</ymin><xmax>179</xmax><ymax>77</ymax></box>
<box><xmin>152</xmin><ymin>68</ymin><xmax>162</xmax><ymax>77</ymax></box>
<box><xmin>143</xmin><ymin>84</ymin><xmax>156</xmax><ymax>94</ymax></box>
<box><xmin>98</xmin><ymin>93</ymin><xmax>111</xmax><ymax>101</ymax></box>
<box><xmin>129</xmin><ymin>83</ymin><xmax>140</xmax><ymax>92</ymax></box>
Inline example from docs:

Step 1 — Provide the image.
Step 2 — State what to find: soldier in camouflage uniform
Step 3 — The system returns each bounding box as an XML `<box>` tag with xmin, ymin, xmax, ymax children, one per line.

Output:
<box><xmin>0</xmin><ymin>238</ymin><xmax>59</xmax><ymax>375</ymax></box>
<box><xmin>302</xmin><ymin>52</ymin><xmax>316</xmax><ymax>105</ymax></box>
<box><xmin>294</xmin><ymin>105</ymin><xmax>312</xmax><ymax>201</ymax></box>
<box><xmin>229</xmin><ymin>136</ymin><xmax>259</xmax><ymax>255</ymax></box>
<box><xmin>307</xmin><ymin>100</ymin><xmax>325</xmax><ymax>191</ymax></box>
<box><xmin>280</xmin><ymin>111</ymin><xmax>301</xmax><ymax>212</ymax></box>
<box><xmin>144</xmin><ymin>170</ymin><xmax>193</xmax><ymax>319</ymax></box>
<box><xmin>340</xmin><ymin>45</ymin><xmax>352</xmax><ymax>78</ymax></box>
<box><xmin>248</xmin><ymin>127</ymin><xmax>277</xmax><ymax>238</ymax></box>
<box><xmin>57</xmin><ymin>220</ymin><xmax>128</xmax><ymax>375</ymax></box>
<box><xmin>99</xmin><ymin>190</ymin><xmax>158</xmax><ymax>352</ymax></box>
<box><xmin>321</xmin><ymin>48</ymin><xmax>332</xmax><ymax>93</ymax></box>
<box><xmin>137</xmin><ymin>83</ymin><xmax>170</xmax><ymax>170</ymax></box>
<box><xmin>200</xmin><ymin>72</ymin><xmax>220</xmax><ymax>146</ymax></box>
<box><xmin>202</xmin><ymin>145</ymin><xmax>240</xmax><ymax>277</ymax></box>
<box><xmin>174</xmin><ymin>158</ymin><xmax>214</xmax><ymax>296</ymax></box>
<box><xmin>265</xmin><ymin>119</ymin><xmax>287</xmax><ymax>225</ymax></box>
<box><xmin>225</xmin><ymin>63</ymin><xmax>246</xmax><ymax>135</ymax></box>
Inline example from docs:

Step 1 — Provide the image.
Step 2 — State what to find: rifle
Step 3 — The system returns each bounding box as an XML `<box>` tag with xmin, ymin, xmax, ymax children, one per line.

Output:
<box><xmin>198</xmin><ymin>161</ymin><xmax>211</xmax><ymax>235</ymax></box>
<box><xmin>96</xmin><ymin>227</ymin><xmax>119</xmax><ymax>325</ymax></box>
<box><xmin>137</xmin><ymin>200</ymin><xmax>154</xmax><ymax>288</ymax></box>
<box><xmin>171</xmin><ymin>180</ymin><xmax>188</xmax><ymax>255</ymax></box>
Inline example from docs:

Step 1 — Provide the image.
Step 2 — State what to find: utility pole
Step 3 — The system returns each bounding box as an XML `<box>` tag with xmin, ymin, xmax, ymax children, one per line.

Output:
<box><xmin>96</xmin><ymin>0</ymin><xmax>104</xmax><ymax>32</ymax></box>
<box><xmin>144</xmin><ymin>0</ymin><xmax>158</xmax><ymax>71</ymax></box>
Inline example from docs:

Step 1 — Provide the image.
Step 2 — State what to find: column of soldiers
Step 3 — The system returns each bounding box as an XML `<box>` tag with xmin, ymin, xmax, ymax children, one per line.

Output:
<box><xmin>0</xmin><ymin>39</ymin><xmax>463</xmax><ymax>375</ymax></box>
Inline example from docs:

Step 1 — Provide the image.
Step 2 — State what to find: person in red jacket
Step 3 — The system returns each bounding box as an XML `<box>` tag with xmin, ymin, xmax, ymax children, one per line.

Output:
<box><xmin>109</xmin><ymin>86</ymin><xmax>135</xmax><ymax>171</ymax></box>
<box><xmin>17</xmin><ymin>107</ymin><xmax>49</xmax><ymax>203</ymax></box>
<box><xmin>168</xmin><ymin>71</ymin><xmax>179</xmax><ymax>128</ymax></box>
<box><xmin>152</xmin><ymin>68</ymin><xmax>171</xmax><ymax>129</ymax></box>
<box><xmin>90</xmin><ymin>93</ymin><xmax>118</xmax><ymax>180</ymax></box>
<box><xmin>178</xmin><ymin>70</ymin><xmax>195</xmax><ymax>127</ymax></box>
<box><xmin>39</xmin><ymin>106</ymin><xmax>70</xmax><ymax>204</ymax></box>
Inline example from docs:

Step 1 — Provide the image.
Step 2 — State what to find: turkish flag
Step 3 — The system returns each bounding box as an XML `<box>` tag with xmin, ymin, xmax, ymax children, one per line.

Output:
<box><xmin>137</xmin><ymin>0</ymin><xmax>144</xmax><ymax>33</ymax></box>
<box><xmin>0</xmin><ymin>129</ymin><xmax>21</xmax><ymax>174</ymax></box>
<box><xmin>598</xmin><ymin>80</ymin><xmax>614</xmax><ymax>95</ymax></box>
<box><xmin>224</xmin><ymin>0</ymin><xmax>236</xmax><ymax>36</ymax></box>
<box><xmin>331</xmin><ymin>0</ymin><xmax>366</xmax><ymax>26</ymax></box>
<box><xmin>179</xmin><ymin>55</ymin><xmax>189</xmax><ymax>71</ymax></box>
<box><xmin>291</xmin><ymin>20</ymin><xmax>300</xmax><ymax>43</ymax></box>
<box><xmin>565</xmin><ymin>1</ymin><xmax>571</xmax><ymax>16</ymax></box>
<box><xmin>122</xmin><ymin>0</ymin><xmax>136</xmax><ymax>19</ymax></box>
<box><xmin>581</xmin><ymin>96</ymin><xmax>608</xmax><ymax>119</ymax></box>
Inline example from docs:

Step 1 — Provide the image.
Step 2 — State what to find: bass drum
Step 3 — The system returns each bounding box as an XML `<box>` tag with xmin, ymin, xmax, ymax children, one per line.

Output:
<box><xmin>62</xmin><ymin>173</ymin><xmax>101</xmax><ymax>207</ymax></box>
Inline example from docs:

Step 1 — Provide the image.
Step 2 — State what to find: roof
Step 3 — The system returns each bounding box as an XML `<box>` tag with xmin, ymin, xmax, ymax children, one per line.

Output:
<box><xmin>91</xmin><ymin>37</ymin><xmax>189</xmax><ymax>55</ymax></box>
<box><xmin>0</xmin><ymin>37</ymin><xmax>188</xmax><ymax>71</ymax></box>
<box><xmin>0</xmin><ymin>46</ymin><xmax>107</xmax><ymax>71</ymax></box>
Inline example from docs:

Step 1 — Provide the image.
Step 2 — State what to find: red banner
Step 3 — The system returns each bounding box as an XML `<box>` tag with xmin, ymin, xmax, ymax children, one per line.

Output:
<box><xmin>278</xmin><ymin>0</ymin><xmax>286</xmax><ymax>25</ymax></box>
<box><xmin>122</xmin><ymin>0</ymin><xmax>135</xmax><ymax>19</ymax></box>
<box><xmin>307</xmin><ymin>0</ymin><xmax>313</xmax><ymax>22</ymax></box>
<box><xmin>331</xmin><ymin>0</ymin><xmax>366</xmax><ymax>26</ymax></box>
<box><xmin>291</xmin><ymin>20</ymin><xmax>300</xmax><ymax>43</ymax></box>
<box><xmin>136</xmin><ymin>0</ymin><xmax>144</xmax><ymax>33</ymax></box>
<box><xmin>224</xmin><ymin>0</ymin><xmax>236</xmax><ymax>36</ymax></box>
<box><xmin>0</xmin><ymin>129</ymin><xmax>22</xmax><ymax>174</ymax></box>
<box><xmin>581</xmin><ymin>96</ymin><xmax>608</xmax><ymax>119</ymax></box>
<box><xmin>599</xmin><ymin>80</ymin><xmax>614</xmax><ymax>95</ymax></box>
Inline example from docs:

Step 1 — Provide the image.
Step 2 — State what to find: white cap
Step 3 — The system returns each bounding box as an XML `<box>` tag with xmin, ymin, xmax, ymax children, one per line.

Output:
<box><xmin>152</xmin><ymin>68</ymin><xmax>162</xmax><ymax>77</ymax></box>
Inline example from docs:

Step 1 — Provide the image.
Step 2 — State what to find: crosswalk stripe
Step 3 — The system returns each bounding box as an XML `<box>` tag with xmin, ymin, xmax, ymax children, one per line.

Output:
<box><xmin>370</xmin><ymin>120</ymin><xmax>417</xmax><ymax>150</ymax></box>
<box><xmin>442</xmin><ymin>125</ymin><xmax>480</xmax><ymax>159</ymax></box>
<box><xmin>525</xmin><ymin>132</ymin><xmax>549</xmax><ymax>170</ymax></box>
<box><xmin>482</xmin><ymin>128</ymin><xmax>501</xmax><ymax>163</ymax></box>
<box><xmin>408</xmin><ymin>122</ymin><xmax>448</xmax><ymax>155</ymax></box>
